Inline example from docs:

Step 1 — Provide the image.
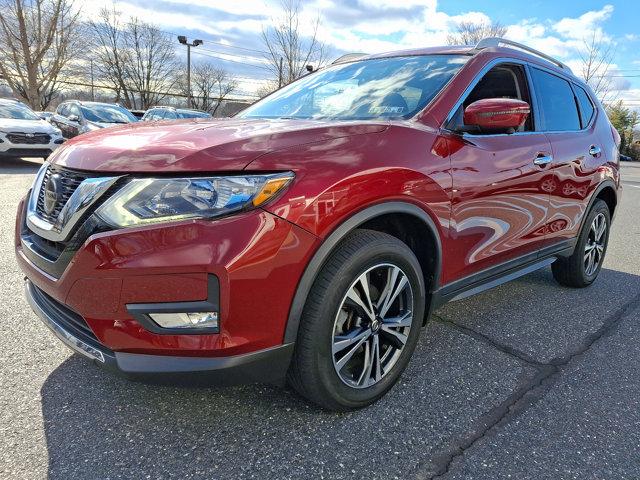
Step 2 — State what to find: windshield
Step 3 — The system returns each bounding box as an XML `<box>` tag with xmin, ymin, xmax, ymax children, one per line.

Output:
<box><xmin>81</xmin><ymin>104</ymin><xmax>137</xmax><ymax>124</ymax></box>
<box><xmin>177</xmin><ymin>110</ymin><xmax>211</xmax><ymax>119</ymax></box>
<box><xmin>0</xmin><ymin>102</ymin><xmax>40</xmax><ymax>121</ymax></box>
<box><xmin>239</xmin><ymin>55</ymin><xmax>468</xmax><ymax>121</ymax></box>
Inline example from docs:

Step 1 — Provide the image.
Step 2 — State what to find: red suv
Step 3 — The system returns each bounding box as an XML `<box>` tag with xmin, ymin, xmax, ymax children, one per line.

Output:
<box><xmin>16</xmin><ymin>38</ymin><xmax>620</xmax><ymax>410</ymax></box>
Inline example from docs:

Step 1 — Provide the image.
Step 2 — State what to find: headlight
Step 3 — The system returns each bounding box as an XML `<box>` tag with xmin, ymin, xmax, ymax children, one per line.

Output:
<box><xmin>96</xmin><ymin>173</ymin><xmax>294</xmax><ymax>228</ymax></box>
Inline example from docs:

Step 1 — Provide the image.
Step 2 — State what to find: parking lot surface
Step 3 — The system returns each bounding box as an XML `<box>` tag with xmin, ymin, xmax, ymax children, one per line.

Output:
<box><xmin>1</xmin><ymin>158</ymin><xmax>639</xmax><ymax>479</ymax></box>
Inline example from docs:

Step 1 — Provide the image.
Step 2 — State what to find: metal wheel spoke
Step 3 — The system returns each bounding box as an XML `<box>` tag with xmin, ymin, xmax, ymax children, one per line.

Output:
<box><xmin>596</xmin><ymin>244</ymin><xmax>604</xmax><ymax>254</ymax></box>
<box><xmin>585</xmin><ymin>250</ymin><xmax>595</xmax><ymax>275</ymax></box>
<box><xmin>596</xmin><ymin>216</ymin><xmax>606</xmax><ymax>241</ymax></box>
<box><xmin>345</xmin><ymin>273</ymin><xmax>376</xmax><ymax>321</ymax></box>
<box><xmin>382</xmin><ymin>311</ymin><xmax>413</xmax><ymax>328</ymax></box>
<box><xmin>380</xmin><ymin>325</ymin><xmax>408</xmax><ymax>348</ymax></box>
<box><xmin>333</xmin><ymin>328</ymin><xmax>369</xmax><ymax>355</ymax></box>
<box><xmin>378</xmin><ymin>269</ymin><xmax>409</xmax><ymax>319</ymax></box>
<box><xmin>335</xmin><ymin>330</ymin><xmax>371</xmax><ymax>371</ymax></box>
<box><xmin>584</xmin><ymin>246</ymin><xmax>594</xmax><ymax>261</ymax></box>
<box><xmin>357</xmin><ymin>339</ymin><xmax>372</xmax><ymax>386</ymax></box>
<box><xmin>372</xmin><ymin>335</ymin><xmax>382</xmax><ymax>383</ymax></box>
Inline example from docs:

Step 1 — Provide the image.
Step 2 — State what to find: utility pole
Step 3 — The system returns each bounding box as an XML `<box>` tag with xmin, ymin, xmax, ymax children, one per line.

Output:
<box><xmin>177</xmin><ymin>35</ymin><xmax>203</xmax><ymax>108</ymax></box>
<box><xmin>278</xmin><ymin>57</ymin><xmax>284</xmax><ymax>88</ymax></box>
<box><xmin>90</xmin><ymin>60</ymin><xmax>95</xmax><ymax>101</ymax></box>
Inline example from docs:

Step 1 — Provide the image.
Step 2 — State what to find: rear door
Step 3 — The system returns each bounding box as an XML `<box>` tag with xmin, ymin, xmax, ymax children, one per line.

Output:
<box><xmin>529</xmin><ymin>68</ymin><xmax>601</xmax><ymax>249</ymax></box>
<box><xmin>444</xmin><ymin>63</ymin><xmax>553</xmax><ymax>282</ymax></box>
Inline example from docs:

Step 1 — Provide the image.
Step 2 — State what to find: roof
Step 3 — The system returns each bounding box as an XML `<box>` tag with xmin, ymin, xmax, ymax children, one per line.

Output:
<box><xmin>334</xmin><ymin>38</ymin><xmax>574</xmax><ymax>78</ymax></box>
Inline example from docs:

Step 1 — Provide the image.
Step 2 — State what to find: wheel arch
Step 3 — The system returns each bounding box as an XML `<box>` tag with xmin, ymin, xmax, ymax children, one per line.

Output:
<box><xmin>581</xmin><ymin>180</ymin><xmax>618</xmax><ymax>232</ymax></box>
<box><xmin>283</xmin><ymin>202</ymin><xmax>442</xmax><ymax>344</ymax></box>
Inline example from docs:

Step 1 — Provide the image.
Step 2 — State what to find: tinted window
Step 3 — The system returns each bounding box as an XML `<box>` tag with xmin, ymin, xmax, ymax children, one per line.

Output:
<box><xmin>531</xmin><ymin>68</ymin><xmax>580</xmax><ymax>131</ymax></box>
<box><xmin>68</xmin><ymin>104</ymin><xmax>81</xmax><ymax>120</ymax></box>
<box><xmin>80</xmin><ymin>104</ymin><xmax>137</xmax><ymax>123</ymax></box>
<box><xmin>57</xmin><ymin>104</ymin><xmax>69</xmax><ymax>117</ymax></box>
<box><xmin>574</xmin><ymin>85</ymin><xmax>595</xmax><ymax>127</ymax></box>
<box><xmin>462</xmin><ymin>64</ymin><xmax>534</xmax><ymax>132</ymax></box>
<box><xmin>239</xmin><ymin>55</ymin><xmax>468</xmax><ymax>120</ymax></box>
<box><xmin>176</xmin><ymin>109</ymin><xmax>211</xmax><ymax>119</ymax></box>
<box><xmin>144</xmin><ymin>109</ymin><xmax>163</xmax><ymax>121</ymax></box>
<box><xmin>0</xmin><ymin>102</ymin><xmax>39</xmax><ymax>120</ymax></box>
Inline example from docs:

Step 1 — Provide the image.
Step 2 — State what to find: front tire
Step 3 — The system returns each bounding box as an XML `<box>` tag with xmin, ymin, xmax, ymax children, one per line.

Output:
<box><xmin>287</xmin><ymin>230</ymin><xmax>425</xmax><ymax>411</ymax></box>
<box><xmin>552</xmin><ymin>199</ymin><xmax>611</xmax><ymax>287</ymax></box>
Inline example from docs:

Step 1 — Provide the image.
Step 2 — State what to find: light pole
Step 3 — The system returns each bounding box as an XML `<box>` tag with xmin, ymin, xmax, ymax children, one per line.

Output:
<box><xmin>177</xmin><ymin>35</ymin><xmax>203</xmax><ymax>108</ymax></box>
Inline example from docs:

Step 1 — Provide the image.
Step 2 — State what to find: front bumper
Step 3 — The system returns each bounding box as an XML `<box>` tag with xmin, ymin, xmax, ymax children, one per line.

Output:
<box><xmin>0</xmin><ymin>138</ymin><xmax>62</xmax><ymax>157</ymax></box>
<box><xmin>26</xmin><ymin>279</ymin><xmax>294</xmax><ymax>385</ymax></box>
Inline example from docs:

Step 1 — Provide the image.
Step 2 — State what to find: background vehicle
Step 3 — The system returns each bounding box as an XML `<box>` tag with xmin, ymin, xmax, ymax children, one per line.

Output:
<box><xmin>0</xmin><ymin>99</ymin><xmax>64</xmax><ymax>159</ymax></box>
<box><xmin>49</xmin><ymin>101</ymin><xmax>138</xmax><ymax>139</ymax></box>
<box><xmin>16</xmin><ymin>38</ymin><xmax>620</xmax><ymax>411</ymax></box>
<box><xmin>619</xmin><ymin>154</ymin><xmax>635</xmax><ymax>162</ymax></box>
<box><xmin>35</xmin><ymin>111</ymin><xmax>54</xmax><ymax>122</ymax></box>
<box><xmin>129</xmin><ymin>109</ymin><xmax>146</xmax><ymax>120</ymax></box>
<box><xmin>142</xmin><ymin>106</ymin><xmax>212</xmax><ymax>121</ymax></box>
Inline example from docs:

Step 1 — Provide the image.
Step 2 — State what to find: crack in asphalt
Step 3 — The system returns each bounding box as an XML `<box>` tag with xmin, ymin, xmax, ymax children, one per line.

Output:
<box><xmin>414</xmin><ymin>292</ymin><xmax>640</xmax><ymax>479</ymax></box>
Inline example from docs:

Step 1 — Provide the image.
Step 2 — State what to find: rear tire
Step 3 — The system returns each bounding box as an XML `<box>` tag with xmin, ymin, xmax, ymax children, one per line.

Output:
<box><xmin>287</xmin><ymin>229</ymin><xmax>425</xmax><ymax>411</ymax></box>
<box><xmin>552</xmin><ymin>199</ymin><xmax>610</xmax><ymax>287</ymax></box>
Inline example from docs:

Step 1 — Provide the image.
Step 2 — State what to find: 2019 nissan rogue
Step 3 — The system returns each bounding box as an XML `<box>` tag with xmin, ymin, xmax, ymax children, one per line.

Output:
<box><xmin>16</xmin><ymin>38</ymin><xmax>620</xmax><ymax>410</ymax></box>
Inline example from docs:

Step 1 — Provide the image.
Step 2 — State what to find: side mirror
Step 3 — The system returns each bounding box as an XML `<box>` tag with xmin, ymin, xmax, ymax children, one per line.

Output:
<box><xmin>68</xmin><ymin>114</ymin><xmax>80</xmax><ymax>123</ymax></box>
<box><xmin>463</xmin><ymin>98</ymin><xmax>530</xmax><ymax>133</ymax></box>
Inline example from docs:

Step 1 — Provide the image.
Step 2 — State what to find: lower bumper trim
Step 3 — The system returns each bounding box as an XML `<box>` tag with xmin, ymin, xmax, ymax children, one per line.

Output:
<box><xmin>25</xmin><ymin>279</ymin><xmax>294</xmax><ymax>386</ymax></box>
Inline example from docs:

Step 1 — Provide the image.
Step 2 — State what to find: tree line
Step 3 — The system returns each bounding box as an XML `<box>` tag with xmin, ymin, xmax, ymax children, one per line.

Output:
<box><xmin>0</xmin><ymin>0</ymin><xmax>636</xmax><ymax>149</ymax></box>
<box><xmin>0</xmin><ymin>0</ymin><xmax>329</xmax><ymax>113</ymax></box>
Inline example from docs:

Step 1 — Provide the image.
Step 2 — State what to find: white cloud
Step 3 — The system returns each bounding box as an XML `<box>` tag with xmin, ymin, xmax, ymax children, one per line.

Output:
<box><xmin>553</xmin><ymin>4</ymin><xmax>614</xmax><ymax>40</ymax></box>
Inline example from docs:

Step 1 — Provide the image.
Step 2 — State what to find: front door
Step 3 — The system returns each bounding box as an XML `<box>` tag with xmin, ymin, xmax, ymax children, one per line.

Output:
<box><xmin>442</xmin><ymin>63</ymin><xmax>552</xmax><ymax>284</ymax></box>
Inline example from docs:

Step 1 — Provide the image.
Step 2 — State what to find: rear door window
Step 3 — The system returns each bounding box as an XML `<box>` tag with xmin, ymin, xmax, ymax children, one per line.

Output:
<box><xmin>530</xmin><ymin>68</ymin><xmax>581</xmax><ymax>131</ymax></box>
<box><xmin>574</xmin><ymin>85</ymin><xmax>595</xmax><ymax>128</ymax></box>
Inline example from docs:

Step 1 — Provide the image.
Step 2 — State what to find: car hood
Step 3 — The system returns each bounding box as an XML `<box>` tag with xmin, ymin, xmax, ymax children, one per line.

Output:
<box><xmin>0</xmin><ymin>118</ymin><xmax>57</xmax><ymax>133</ymax></box>
<box><xmin>50</xmin><ymin>118</ymin><xmax>388</xmax><ymax>172</ymax></box>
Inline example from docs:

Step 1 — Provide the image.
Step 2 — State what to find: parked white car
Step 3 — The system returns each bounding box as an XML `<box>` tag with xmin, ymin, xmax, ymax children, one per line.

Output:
<box><xmin>0</xmin><ymin>99</ymin><xmax>64</xmax><ymax>160</ymax></box>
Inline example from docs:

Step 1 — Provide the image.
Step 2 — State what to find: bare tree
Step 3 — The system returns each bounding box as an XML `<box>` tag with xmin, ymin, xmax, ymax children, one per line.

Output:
<box><xmin>261</xmin><ymin>0</ymin><xmax>328</xmax><ymax>86</ymax></box>
<box><xmin>578</xmin><ymin>32</ymin><xmax>616</xmax><ymax>103</ymax></box>
<box><xmin>88</xmin><ymin>6</ymin><xmax>179</xmax><ymax>109</ymax></box>
<box><xmin>446</xmin><ymin>21</ymin><xmax>507</xmax><ymax>46</ymax></box>
<box><xmin>178</xmin><ymin>61</ymin><xmax>238</xmax><ymax>115</ymax></box>
<box><xmin>0</xmin><ymin>0</ymin><xmax>82</xmax><ymax>109</ymax></box>
<box><xmin>255</xmin><ymin>80</ymin><xmax>279</xmax><ymax>99</ymax></box>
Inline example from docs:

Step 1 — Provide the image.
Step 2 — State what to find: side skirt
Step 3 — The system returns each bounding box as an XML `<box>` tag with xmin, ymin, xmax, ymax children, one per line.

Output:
<box><xmin>430</xmin><ymin>239</ymin><xmax>576</xmax><ymax>311</ymax></box>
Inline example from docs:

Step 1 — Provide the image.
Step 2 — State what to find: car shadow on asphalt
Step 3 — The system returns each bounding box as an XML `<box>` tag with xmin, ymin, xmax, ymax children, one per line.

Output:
<box><xmin>38</xmin><ymin>267</ymin><xmax>639</xmax><ymax>479</ymax></box>
<box><xmin>0</xmin><ymin>157</ymin><xmax>43</xmax><ymax>174</ymax></box>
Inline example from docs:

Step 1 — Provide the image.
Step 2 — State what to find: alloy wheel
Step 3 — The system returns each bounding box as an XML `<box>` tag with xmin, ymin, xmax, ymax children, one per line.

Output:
<box><xmin>584</xmin><ymin>212</ymin><xmax>607</xmax><ymax>276</ymax></box>
<box><xmin>332</xmin><ymin>263</ymin><xmax>413</xmax><ymax>389</ymax></box>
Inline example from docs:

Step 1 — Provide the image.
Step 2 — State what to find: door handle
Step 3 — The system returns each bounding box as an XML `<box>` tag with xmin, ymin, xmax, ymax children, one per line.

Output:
<box><xmin>589</xmin><ymin>145</ymin><xmax>602</xmax><ymax>157</ymax></box>
<box><xmin>533</xmin><ymin>154</ymin><xmax>553</xmax><ymax>166</ymax></box>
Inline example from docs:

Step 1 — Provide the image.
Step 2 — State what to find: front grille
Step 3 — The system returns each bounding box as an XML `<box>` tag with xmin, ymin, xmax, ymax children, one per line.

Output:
<box><xmin>7</xmin><ymin>132</ymin><xmax>51</xmax><ymax>144</ymax></box>
<box><xmin>35</xmin><ymin>166</ymin><xmax>92</xmax><ymax>224</ymax></box>
<box><xmin>30</xmin><ymin>283</ymin><xmax>99</xmax><ymax>342</ymax></box>
<box><xmin>22</xmin><ymin>168</ymin><xmax>121</xmax><ymax>279</ymax></box>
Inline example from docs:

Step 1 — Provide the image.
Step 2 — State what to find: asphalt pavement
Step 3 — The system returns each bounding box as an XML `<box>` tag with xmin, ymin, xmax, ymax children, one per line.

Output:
<box><xmin>1</xmin><ymin>158</ymin><xmax>639</xmax><ymax>479</ymax></box>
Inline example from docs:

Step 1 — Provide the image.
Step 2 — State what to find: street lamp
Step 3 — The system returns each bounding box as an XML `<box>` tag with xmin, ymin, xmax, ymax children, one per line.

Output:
<box><xmin>178</xmin><ymin>36</ymin><xmax>203</xmax><ymax>108</ymax></box>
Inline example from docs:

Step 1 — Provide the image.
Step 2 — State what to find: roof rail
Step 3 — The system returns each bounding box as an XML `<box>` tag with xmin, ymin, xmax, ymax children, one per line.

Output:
<box><xmin>332</xmin><ymin>53</ymin><xmax>368</xmax><ymax>65</ymax></box>
<box><xmin>475</xmin><ymin>37</ymin><xmax>571</xmax><ymax>72</ymax></box>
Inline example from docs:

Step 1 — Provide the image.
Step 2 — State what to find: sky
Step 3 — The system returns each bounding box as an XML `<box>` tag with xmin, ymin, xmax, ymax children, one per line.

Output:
<box><xmin>79</xmin><ymin>0</ymin><xmax>640</xmax><ymax>108</ymax></box>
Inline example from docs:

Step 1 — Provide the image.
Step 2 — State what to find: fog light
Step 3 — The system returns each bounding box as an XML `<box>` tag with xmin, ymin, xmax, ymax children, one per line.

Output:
<box><xmin>149</xmin><ymin>311</ymin><xmax>218</xmax><ymax>330</ymax></box>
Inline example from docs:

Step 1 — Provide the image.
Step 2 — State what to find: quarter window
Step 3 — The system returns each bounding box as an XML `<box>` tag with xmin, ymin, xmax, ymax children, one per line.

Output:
<box><xmin>574</xmin><ymin>85</ymin><xmax>595</xmax><ymax>128</ymax></box>
<box><xmin>530</xmin><ymin>68</ymin><xmax>580</xmax><ymax>131</ymax></box>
